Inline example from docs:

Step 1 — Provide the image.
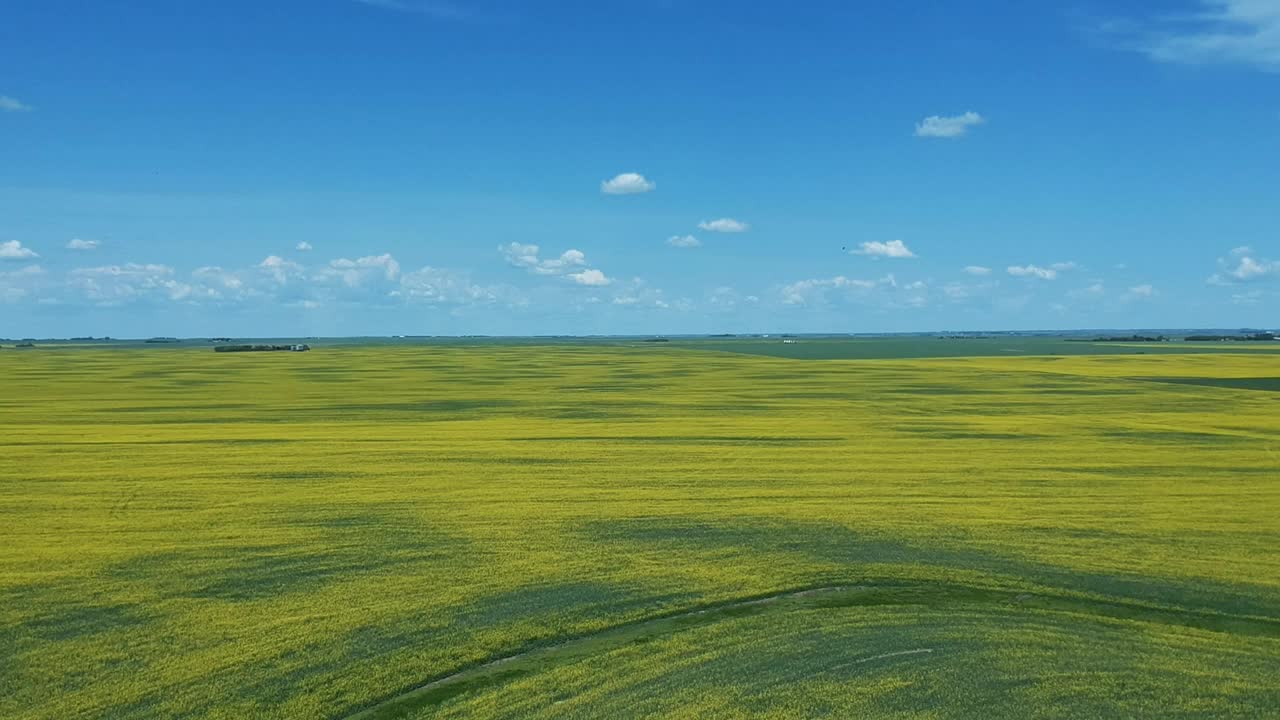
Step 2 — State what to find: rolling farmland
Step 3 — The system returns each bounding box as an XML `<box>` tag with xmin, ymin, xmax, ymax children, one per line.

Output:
<box><xmin>2</xmin><ymin>342</ymin><xmax>1278</xmax><ymax>718</ymax></box>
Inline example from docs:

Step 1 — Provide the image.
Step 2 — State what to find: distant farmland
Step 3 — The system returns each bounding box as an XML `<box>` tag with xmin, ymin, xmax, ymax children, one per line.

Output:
<box><xmin>2</xmin><ymin>342</ymin><xmax>1278</xmax><ymax>719</ymax></box>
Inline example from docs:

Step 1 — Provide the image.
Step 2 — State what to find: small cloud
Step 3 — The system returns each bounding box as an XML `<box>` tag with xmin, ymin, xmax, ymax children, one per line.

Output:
<box><xmin>569</xmin><ymin>269</ymin><xmax>611</xmax><ymax>286</ymax></box>
<box><xmin>66</xmin><ymin>238</ymin><xmax>100</xmax><ymax>251</ymax></box>
<box><xmin>963</xmin><ymin>265</ymin><xmax>991</xmax><ymax>276</ymax></box>
<box><xmin>501</xmin><ymin>243</ymin><xmax>589</xmax><ymax>275</ymax></box>
<box><xmin>0</xmin><ymin>240</ymin><xmax>38</xmax><ymax>260</ymax></box>
<box><xmin>296</xmin><ymin>241</ymin><xmax>313</xmax><ymax>251</ymax></box>
<box><xmin>666</xmin><ymin>235</ymin><xmax>701</xmax><ymax>248</ymax></box>
<box><xmin>325</xmin><ymin>254</ymin><xmax>401</xmax><ymax>285</ymax></box>
<box><xmin>601</xmin><ymin>172</ymin><xmax>656</xmax><ymax>195</ymax></box>
<box><xmin>852</xmin><ymin>240</ymin><xmax>916</xmax><ymax>258</ymax></box>
<box><xmin>1209</xmin><ymin>249</ymin><xmax>1280</xmax><ymax>285</ymax></box>
<box><xmin>1069</xmin><ymin>282</ymin><xmax>1106</xmax><ymax>299</ymax></box>
<box><xmin>1050</xmin><ymin>261</ymin><xmax>1079</xmax><ymax>271</ymax></box>
<box><xmin>698</xmin><ymin>218</ymin><xmax>750</xmax><ymax>233</ymax></box>
<box><xmin>1126</xmin><ymin>283</ymin><xmax>1156</xmax><ymax>299</ymax></box>
<box><xmin>0</xmin><ymin>95</ymin><xmax>32</xmax><ymax>112</ymax></box>
<box><xmin>915</xmin><ymin>111</ymin><xmax>984</xmax><ymax>138</ymax></box>
<box><xmin>1008</xmin><ymin>264</ymin><xmax>1058</xmax><ymax>280</ymax></box>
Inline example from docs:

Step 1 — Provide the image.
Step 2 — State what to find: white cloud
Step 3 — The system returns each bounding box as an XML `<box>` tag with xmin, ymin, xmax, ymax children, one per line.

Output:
<box><xmin>322</xmin><ymin>254</ymin><xmax>402</xmax><ymax>290</ymax></box>
<box><xmin>500</xmin><ymin>242</ymin><xmax>589</xmax><ymax>275</ymax></box>
<box><xmin>667</xmin><ymin>235</ymin><xmax>701</xmax><ymax>248</ymax></box>
<box><xmin>400</xmin><ymin>266</ymin><xmax>505</xmax><ymax>305</ymax></box>
<box><xmin>1050</xmin><ymin>261</ymin><xmax>1079</xmax><ymax>271</ymax></box>
<box><xmin>963</xmin><ymin>265</ymin><xmax>991</xmax><ymax>276</ymax></box>
<box><xmin>1008</xmin><ymin>264</ymin><xmax>1058</xmax><ymax>280</ymax></box>
<box><xmin>68</xmin><ymin>263</ymin><xmax>203</xmax><ymax>305</ymax></box>
<box><xmin>0</xmin><ymin>240</ymin><xmax>38</xmax><ymax>260</ymax></box>
<box><xmin>1126</xmin><ymin>283</ymin><xmax>1157</xmax><ymax>299</ymax></box>
<box><xmin>852</xmin><ymin>240</ymin><xmax>916</xmax><ymax>258</ymax></box>
<box><xmin>296</xmin><ymin>241</ymin><xmax>313</xmax><ymax>251</ymax></box>
<box><xmin>569</xmin><ymin>269</ymin><xmax>611</xmax><ymax>286</ymax></box>
<box><xmin>1127</xmin><ymin>1</ymin><xmax>1280</xmax><ymax>73</ymax></box>
<box><xmin>0</xmin><ymin>265</ymin><xmax>47</xmax><ymax>304</ymax></box>
<box><xmin>698</xmin><ymin>218</ymin><xmax>750</xmax><ymax>233</ymax></box>
<box><xmin>1209</xmin><ymin>249</ymin><xmax>1280</xmax><ymax>284</ymax></box>
<box><xmin>0</xmin><ymin>95</ymin><xmax>32</xmax><ymax>112</ymax></box>
<box><xmin>780</xmin><ymin>274</ymin><xmax>900</xmax><ymax>306</ymax></box>
<box><xmin>601</xmin><ymin>172</ymin><xmax>656</xmax><ymax>195</ymax></box>
<box><xmin>66</xmin><ymin>238</ymin><xmax>100</xmax><ymax>251</ymax></box>
<box><xmin>915</xmin><ymin>111</ymin><xmax>985</xmax><ymax>138</ymax></box>
<box><xmin>15</xmin><ymin>250</ymin><xmax>520</xmax><ymax>310</ymax></box>
<box><xmin>1068</xmin><ymin>282</ymin><xmax>1106</xmax><ymax>299</ymax></box>
<box><xmin>258</xmin><ymin>255</ymin><xmax>305</xmax><ymax>284</ymax></box>
<box><xmin>942</xmin><ymin>280</ymin><xmax>997</xmax><ymax>302</ymax></box>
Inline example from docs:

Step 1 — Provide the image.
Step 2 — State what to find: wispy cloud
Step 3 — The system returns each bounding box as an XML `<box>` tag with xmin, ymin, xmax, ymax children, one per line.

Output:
<box><xmin>666</xmin><ymin>235</ymin><xmax>701</xmax><ymax>248</ymax></box>
<box><xmin>352</xmin><ymin>0</ymin><xmax>474</xmax><ymax>20</ymax></box>
<box><xmin>569</xmin><ymin>269</ymin><xmax>611</xmax><ymax>286</ymax></box>
<box><xmin>915</xmin><ymin>111</ymin><xmax>984</xmax><ymax>138</ymax></box>
<box><xmin>963</xmin><ymin>265</ymin><xmax>992</xmax><ymax>276</ymax></box>
<box><xmin>601</xmin><ymin>172</ymin><xmax>656</xmax><ymax>195</ymax></box>
<box><xmin>1119</xmin><ymin>1</ymin><xmax>1280</xmax><ymax>73</ymax></box>
<box><xmin>698</xmin><ymin>218</ymin><xmax>750</xmax><ymax>233</ymax></box>
<box><xmin>0</xmin><ymin>240</ymin><xmax>38</xmax><ymax>260</ymax></box>
<box><xmin>66</xmin><ymin>238</ymin><xmax>100</xmax><ymax>251</ymax></box>
<box><xmin>501</xmin><ymin>242</ymin><xmax>587</xmax><ymax>275</ymax></box>
<box><xmin>1125</xmin><ymin>283</ymin><xmax>1157</xmax><ymax>300</ymax></box>
<box><xmin>1209</xmin><ymin>247</ymin><xmax>1280</xmax><ymax>284</ymax></box>
<box><xmin>851</xmin><ymin>240</ymin><xmax>916</xmax><ymax>258</ymax></box>
<box><xmin>0</xmin><ymin>95</ymin><xmax>32</xmax><ymax>112</ymax></box>
<box><xmin>1008</xmin><ymin>264</ymin><xmax>1059</xmax><ymax>280</ymax></box>
<box><xmin>296</xmin><ymin>241</ymin><xmax>313</xmax><ymax>252</ymax></box>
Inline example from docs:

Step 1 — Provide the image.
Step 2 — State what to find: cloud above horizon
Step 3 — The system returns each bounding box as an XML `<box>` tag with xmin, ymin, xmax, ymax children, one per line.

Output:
<box><xmin>1209</xmin><ymin>247</ymin><xmax>1280</xmax><ymax>284</ymax></box>
<box><xmin>698</xmin><ymin>218</ymin><xmax>750</xmax><ymax>233</ymax></box>
<box><xmin>1118</xmin><ymin>0</ymin><xmax>1280</xmax><ymax>73</ymax></box>
<box><xmin>915</xmin><ymin>111</ymin><xmax>985</xmax><ymax>138</ymax></box>
<box><xmin>852</xmin><ymin>240</ymin><xmax>916</xmax><ymax>259</ymax></box>
<box><xmin>1008</xmin><ymin>264</ymin><xmax>1059</xmax><ymax>280</ymax></box>
<box><xmin>0</xmin><ymin>95</ymin><xmax>32</xmax><ymax>112</ymax></box>
<box><xmin>0</xmin><ymin>240</ymin><xmax>39</xmax><ymax>260</ymax></box>
<box><xmin>67</xmin><ymin>238</ymin><xmax>100</xmax><ymax>251</ymax></box>
<box><xmin>601</xmin><ymin>172</ymin><xmax>656</xmax><ymax>195</ymax></box>
<box><xmin>667</xmin><ymin>235</ymin><xmax>701</xmax><ymax>248</ymax></box>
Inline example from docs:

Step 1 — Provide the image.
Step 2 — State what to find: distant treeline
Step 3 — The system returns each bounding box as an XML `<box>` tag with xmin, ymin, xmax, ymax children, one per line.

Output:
<box><xmin>214</xmin><ymin>344</ymin><xmax>310</xmax><ymax>353</ymax></box>
<box><xmin>1069</xmin><ymin>335</ymin><xmax>1169</xmax><ymax>343</ymax></box>
<box><xmin>1185</xmin><ymin>333</ymin><xmax>1276</xmax><ymax>342</ymax></box>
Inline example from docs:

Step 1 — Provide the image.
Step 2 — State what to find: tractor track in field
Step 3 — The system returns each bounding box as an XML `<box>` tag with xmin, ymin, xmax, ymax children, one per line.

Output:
<box><xmin>339</xmin><ymin>581</ymin><xmax>1280</xmax><ymax>720</ymax></box>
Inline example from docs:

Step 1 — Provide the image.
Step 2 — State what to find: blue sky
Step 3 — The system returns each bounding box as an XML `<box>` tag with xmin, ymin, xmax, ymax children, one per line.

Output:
<box><xmin>1</xmin><ymin>0</ymin><xmax>1278</xmax><ymax>337</ymax></box>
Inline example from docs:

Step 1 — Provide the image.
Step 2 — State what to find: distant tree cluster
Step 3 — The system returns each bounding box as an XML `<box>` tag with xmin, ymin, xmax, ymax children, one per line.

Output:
<box><xmin>214</xmin><ymin>344</ymin><xmax>310</xmax><ymax>353</ymax></box>
<box><xmin>1185</xmin><ymin>333</ymin><xmax>1276</xmax><ymax>342</ymax></box>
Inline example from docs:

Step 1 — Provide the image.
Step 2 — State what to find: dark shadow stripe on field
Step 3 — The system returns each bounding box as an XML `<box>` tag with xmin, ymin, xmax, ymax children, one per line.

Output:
<box><xmin>1131</xmin><ymin>376</ymin><xmax>1280</xmax><ymax>393</ymax></box>
<box><xmin>582</xmin><ymin>518</ymin><xmax>1280</xmax><ymax>619</ymax></box>
<box><xmin>337</xmin><ymin>582</ymin><xmax>1280</xmax><ymax>720</ymax></box>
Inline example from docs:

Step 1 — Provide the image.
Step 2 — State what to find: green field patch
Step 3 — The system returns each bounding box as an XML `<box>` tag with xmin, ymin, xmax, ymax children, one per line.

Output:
<box><xmin>513</xmin><ymin>435</ymin><xmax>840</xmax><ymax>445</ymax></box>
<box><xmin>345</xmin><ymin>583</ymin><xmax>1280</xmax><ymax>720</ymax></box>
<box><xmin>19</xmin><ymin>602</ymin><xmax>148</xmax><ymax>642</ymax></box>
<box><xmin>1097</xmin><ymin>429</ymin><xmax>1253</xmax><ymax>444</ymax></box>
<box><xmin>1134</xmin><ymin>376</ymin><xmax>1280</xmax><ymax>392</ymax></box>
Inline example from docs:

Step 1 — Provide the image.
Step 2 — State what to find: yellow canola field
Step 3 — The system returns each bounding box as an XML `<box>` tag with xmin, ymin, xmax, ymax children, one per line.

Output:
<box><xmin>1</xmin><ymin>345</ymin><xmax>1277</xmax><ymax>718</ymax></box>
